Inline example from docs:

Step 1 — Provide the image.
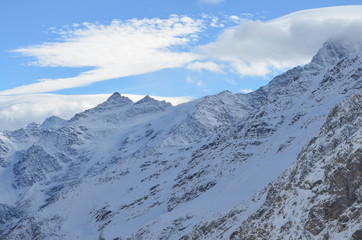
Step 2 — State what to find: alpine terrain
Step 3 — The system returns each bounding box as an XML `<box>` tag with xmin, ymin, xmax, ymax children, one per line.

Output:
<box><xmin>0</xmin><ymin>38</ymin><xmax>361</xmax><ymax>240</ymax></box>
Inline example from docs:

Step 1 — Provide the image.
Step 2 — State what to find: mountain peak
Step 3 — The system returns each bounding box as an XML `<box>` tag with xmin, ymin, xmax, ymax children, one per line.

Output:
<box><xmin>108</xmin><ymin>91</ymin><xmax>121</xmax><ymax>99</ymax></box>
<box><xmin>217</xmin><ymin>90</ymin><xmax>232</xmax><ymax>96</ymax></box>
<box><xmin>310</xmin><ymin>38</ymin><xmax>358</xmax><ymax>68</ymax></box>
<box><xmin>105</xmin><ymin>92</ymin><xmax>133</xmax><ymax>105</ymax></box>
<box><xmin>41</xmin><ymin>116</ymin><xmax>66</xmax><ymax>129</ymax></box>
<box><xmin>135</xmin><ymin>95</ymin><xmax>158</xmax><ymax>104</ymax></box>
<box><xmin>130</xmin><ymin>95</ymin><xmax>171</xmax><ymax>115</ymax></box>
<box><xmin>95</xmin><ymin>92</ymin><xmax>133</xmax><ymax>109</ymax></box>
<box><xmin>69</xmin><ymin>93</ymin><xmax>133</xmax><ymax>121</ymax></box>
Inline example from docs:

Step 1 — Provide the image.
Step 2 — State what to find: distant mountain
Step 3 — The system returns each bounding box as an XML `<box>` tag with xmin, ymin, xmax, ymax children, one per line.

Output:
<box><xmin>0</xmin><ymin>38</ymin><xmax>361</xmax><ymax>240</ymax></box>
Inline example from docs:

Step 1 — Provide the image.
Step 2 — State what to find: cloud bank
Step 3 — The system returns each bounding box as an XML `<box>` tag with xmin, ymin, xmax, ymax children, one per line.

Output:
<box><xmin>200</xmin><ymin>5</ymin><xmax>362</xmax><ymax>77</ymax></box>
<box><xmin>0</xmin><ymin>94</ymin><xmax>193</xmax><ymax>131</ymax></box>
<box><xmin>0</xmin><ymin>15</ymin><xmax>203</xmax><ymax>95</ymax></box>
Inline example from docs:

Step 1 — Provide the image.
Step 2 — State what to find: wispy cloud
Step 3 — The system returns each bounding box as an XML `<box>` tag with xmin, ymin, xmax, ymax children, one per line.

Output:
<box><xmin>229</xmin><ymin>15</ymin><xmax>241</xmax><ymax>23</ymax></box>
<box><xmin>0</xmin><ymin>94</ymin><xmax>193</xmax><ymax>131</ymax></box>
<box><xmin>1</xmin><ymin>16</ymin><xmax>204</xmax><ymax>95</ymax></box>
<box><xmin>200</xmin><ymin>5</ymin><xmax>362</xmax><ymax>77</ymax></box>
<box><xmin>187</xmin><ymin>61</ymin><xmax>224</xmax><ymax>73</ymax></box>
<box><xmin>186</xmin><ymin>76</ymin><xmax>204</xmax><ymax>87</ymax></box>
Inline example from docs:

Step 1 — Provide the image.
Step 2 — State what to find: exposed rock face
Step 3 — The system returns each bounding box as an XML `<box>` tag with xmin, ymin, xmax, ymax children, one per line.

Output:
<box><xmin>230</xmin><ymin>89</ymin><xmax>362</xmax><ymax>240</ymax></box>
<box><xmin>0</xmin><ymin>39</ymin><xmax>361</xmax><ymax>239</ymax></box>
<box><xmin>13</xmin><ymin>145</ymin><xmax>63</xmax><ymax>188</ymax></box>
<box><xmin>0</xmin><ymin>138</ymin><xmax>10</xmax><ymax>167</ymax></box>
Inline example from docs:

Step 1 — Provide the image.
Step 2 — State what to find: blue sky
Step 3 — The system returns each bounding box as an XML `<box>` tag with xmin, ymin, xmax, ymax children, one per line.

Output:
<box><xmin>1</xmin><ymin>1</ymin><xmax>362</xmax><ymax>130</ymax></box>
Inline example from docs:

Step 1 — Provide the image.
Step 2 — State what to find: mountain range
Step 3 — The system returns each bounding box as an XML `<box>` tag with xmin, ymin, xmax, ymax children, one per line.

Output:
<box><xmin>0</xmin><ymin>38</ymin><xmax>361</xmax><ymax>240</ymax></box>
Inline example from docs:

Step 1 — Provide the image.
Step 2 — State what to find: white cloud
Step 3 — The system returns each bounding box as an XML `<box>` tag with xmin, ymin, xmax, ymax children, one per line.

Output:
<box><xmin>240</xmin><ymin>89</ymin><xmax>253</xmax><ymax>94</ymax></box>
<box><xmin>200</xmin><ymin>5</ymin><xmax>362</xmax><ymax>77</ymax></box>
<box><xmin>0</xmin><ymin>94</ymin><xmax>106</xmax><ymax>131</ymax></box>
<box><xmin>186</xmin><ymin>76</ymin><xmax>204</xmax><ymax>87</ymax></box>
<box><xmin>210</xmin><ymin>17</ymin><xmax>225</xmax><ymax>28</ymax></box>
<box><xmin>199</xmin><ymin>0</ymin><xmax>224</xmax><ymax>5</ymax></box>
<box><xmin>0</xmin><ymin>94</ymin><xmax>193</xmax><ymax>131</ymax></box>
<box><xmin>187</xmin><ymin>61</ymin><xmax>224</xmax><ymax>73</ymax></box>
<box><xmin>1</xmin><ymin>15</ymin><xmax>204</xmax><ymax>95</ymax></box>
<box><xmin>229</xmin><ymin>15</ymin><xmax>241</xmax><ymax>23</ymax></box>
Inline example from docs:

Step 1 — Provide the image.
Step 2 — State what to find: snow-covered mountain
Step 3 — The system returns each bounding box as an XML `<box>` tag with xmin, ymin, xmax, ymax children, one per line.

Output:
<box><xmin>0</xmin><ymin>38</ymin><xmax>361</xmax><ymax>240</ymax></box>
<box><xmin>230</xmin><ymin>84</ymin><xmax>362</xmax><ymax>240</ymax></box>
